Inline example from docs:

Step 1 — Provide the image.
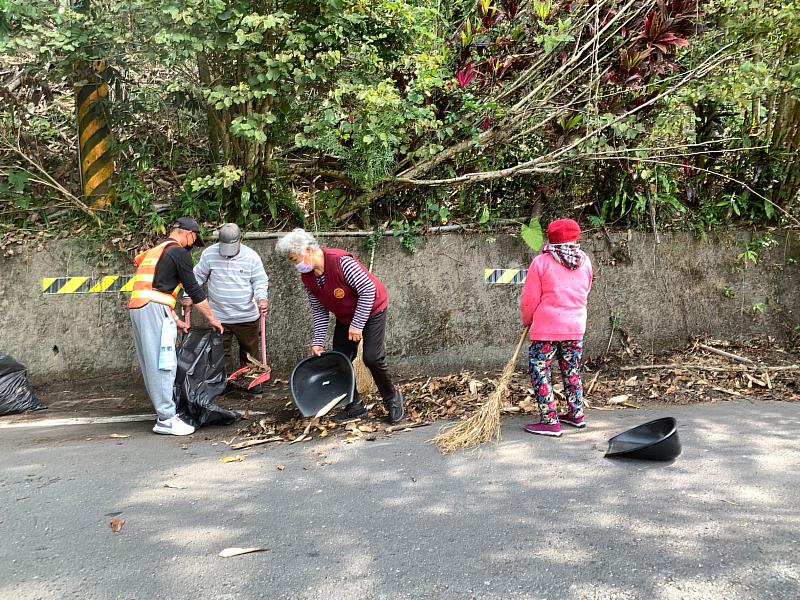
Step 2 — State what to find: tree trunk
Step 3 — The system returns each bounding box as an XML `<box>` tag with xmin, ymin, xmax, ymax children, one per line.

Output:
<box><xmin>197</xmin><ymin>52</ymin><xmax>220</xmax><ymax>165</ymax></box>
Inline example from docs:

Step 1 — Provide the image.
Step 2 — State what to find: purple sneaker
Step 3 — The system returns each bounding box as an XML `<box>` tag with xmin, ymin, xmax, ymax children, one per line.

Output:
<box><xmin>524</xmin><ymin>422</ymin><xmax>562</xmax><ymax>437</ymax></box>
<box><xmin>558</xmin><ymin>413</ymin><xmax>586</xmax><ymax>428</ymax></box>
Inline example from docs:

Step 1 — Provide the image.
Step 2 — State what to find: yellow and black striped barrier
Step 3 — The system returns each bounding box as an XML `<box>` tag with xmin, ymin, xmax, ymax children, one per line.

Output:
<box><xmin>76</xmin><ymin>60</ymin><xmax>114</xmax><ymax>209</ymax></box>
<box><xmin>484</xmin><ymin>268</ymin><xmax>528</xmax><ymax>284</ymax></box>
<box><xmin>42</xmin><ymin>276</ymin><xmax>134</xmax><ymax>295</ymax></box>
<box><xmin>45</xmin><ymin>270</ymin><xmax>528</xmax><ymax>292</ymax></box>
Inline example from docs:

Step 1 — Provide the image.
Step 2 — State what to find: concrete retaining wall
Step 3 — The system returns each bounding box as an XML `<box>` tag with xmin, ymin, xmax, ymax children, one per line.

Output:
<box><xmin>1</xmin><ymin>229</ymin><xmax>798</xmax><ymax>385</ymax></box>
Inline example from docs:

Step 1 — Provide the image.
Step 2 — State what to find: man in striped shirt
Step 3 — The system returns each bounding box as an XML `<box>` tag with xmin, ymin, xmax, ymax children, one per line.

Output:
<box><xmin>182</xmin><ymin>223</ymin><xmax>269</xmax><ymax>393</ymax></box>
<box><xmin>275</xmin><ymin>228</ymin><xmax>404</xmax><ymax>423</ymax></box>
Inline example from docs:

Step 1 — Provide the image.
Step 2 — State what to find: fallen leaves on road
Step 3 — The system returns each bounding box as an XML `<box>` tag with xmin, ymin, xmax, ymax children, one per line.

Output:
<box><xmin>219</xmin><ymin>547</ymin><xmax>268</xmax><ymax>558</ymax></box>
<box><xmin>234</xmin><ymin>370</ymin><xmax>534</xmax><ymax>446</ymax></box>
<box><xmin>219</xmin><ymin>455</ymin><xmax>246</xmax><ymax>463</ymax></box>
<box><xmin>110</xmin><ymin>517</ymin><xmax>125</xmax><ymax>532</ymax></box>
<box><xmin>230</xmin><ymin>337</ymin><xmax>798</xmax><ymax>448</ymax></box>
<box><xmin>588</xmin><ymin>337</ymin><xmax>799</xmax><ymax>406</ymax></box>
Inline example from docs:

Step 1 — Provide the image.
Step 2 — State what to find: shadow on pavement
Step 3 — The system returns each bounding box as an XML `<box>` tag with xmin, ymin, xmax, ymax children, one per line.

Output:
<box><xmin>0</xmin><ymin>400</ymin><xmax>798</xmax><ymax>599</ymax></box>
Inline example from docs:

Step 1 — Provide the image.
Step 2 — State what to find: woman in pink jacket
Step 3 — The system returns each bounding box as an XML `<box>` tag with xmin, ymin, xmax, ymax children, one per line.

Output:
<box><xmin>520</xmin><ymin>218</ymin><xmax>593</xmax><ymax>437</ymax></box>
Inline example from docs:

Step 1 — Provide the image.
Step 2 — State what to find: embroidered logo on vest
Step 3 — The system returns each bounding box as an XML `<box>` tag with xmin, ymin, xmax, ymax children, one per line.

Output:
<box><xmin>333</xmin><ymin>287</ymin><xmax>345</xmax><ymax>299</ymax></box>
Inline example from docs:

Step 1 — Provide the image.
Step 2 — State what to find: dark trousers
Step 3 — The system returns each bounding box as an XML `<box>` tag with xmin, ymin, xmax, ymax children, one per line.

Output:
<box><xmin>332</xmin><ymin>310</ymin><xmax>395</xmax><ymax>403</ymax></box>
<box><xmin>221</xmin><ymin>318</ymin><xmax>260</xmax><ymax>375</ymax></box>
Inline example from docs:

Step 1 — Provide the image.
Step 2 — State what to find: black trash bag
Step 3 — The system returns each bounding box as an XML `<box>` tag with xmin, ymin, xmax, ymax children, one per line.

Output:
<box><xmin>173</xmin><ymin>329</ymin><xmax>239</xmax><ymax>429</ymax></box>
<box><xmin>0</xmin><ymin>354</ymin><xmax>46</xmax><ymax>416</ymax></box>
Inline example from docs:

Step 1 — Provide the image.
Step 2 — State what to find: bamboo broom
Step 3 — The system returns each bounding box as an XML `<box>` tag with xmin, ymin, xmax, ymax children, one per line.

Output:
<box><xmin>432</xmin><ymin>326</ymin><xmax>530</xmax><ymax>453</ymax></box>
<box><xmin>353</xmin><ymin>244</ymin><xmax>377</xmax><ymax>395</ymax></box>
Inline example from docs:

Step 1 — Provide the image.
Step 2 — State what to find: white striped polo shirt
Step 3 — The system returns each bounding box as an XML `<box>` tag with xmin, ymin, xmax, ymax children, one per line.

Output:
<box><xmin>193</xmin><ymin>243</ymin><xmax>269</xmax><ymax>324</ymax></box>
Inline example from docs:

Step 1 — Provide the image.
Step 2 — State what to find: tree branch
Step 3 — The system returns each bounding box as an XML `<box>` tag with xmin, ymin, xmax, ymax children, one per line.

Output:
<box><xmin>391</xmin><ymin>47</ymin><xmax>733</xmax><ymax>188</ymax></box>
<box><xmin>584</xmin><ymin>156</ymin><xmax>800</xmax><ymax>226</ymax></box>
<box><xmin>0</xmin><ymin>138</ymin><xmax>103</xmax><ymax>225</ymax></box>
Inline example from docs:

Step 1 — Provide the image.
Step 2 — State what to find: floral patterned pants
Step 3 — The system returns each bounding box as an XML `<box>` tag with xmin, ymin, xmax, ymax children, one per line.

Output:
<box><xmin>528</xmin><ymin>340</ymin><xmax>584</xmax><ymax>424</ymax></box>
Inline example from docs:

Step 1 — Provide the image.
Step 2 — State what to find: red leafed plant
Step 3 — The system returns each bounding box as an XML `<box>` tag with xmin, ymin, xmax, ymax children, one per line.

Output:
<box><xmin>639</xmin><ymin>11</ymin><xmax>690</xmax><ymax>54</ymax></box>
<box><xmin>478</xmin><ymin>0</ymin><xmax>499</xmax><ymax>28</ymax></box>
<box><xmin>607</xmin><ymin>48</ymin><xmax>652</xmax><ymax>87</ymax></box>
<box><xmin>638</xmin><ymin>0</ymin><xmax>696</xmax><ymax>55</ymax></box>
<box><xmin>606</xmin><ymin>0</ymin><xmax>700</xmax><ymax>83</ymax></box>
<box><xmin>498</xmin><ymin>0</ymin><xmax>524</xmax><ymax>21</ymax></box>
<box><xmin>456</xmin><ymin>62</ymin><xmax>478</xmax><ymax>88</ymax></box>
<box><xmin>482</xmin><ymin>55</ymin><xmax>517</xmax><ymax>88</ymax></box>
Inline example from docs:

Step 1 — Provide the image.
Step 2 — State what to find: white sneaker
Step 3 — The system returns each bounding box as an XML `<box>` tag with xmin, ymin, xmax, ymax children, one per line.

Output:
<box><xmin>153</xmin><ymin>415</ymin><xmax>195</xmax><ymax>436</ymax></box>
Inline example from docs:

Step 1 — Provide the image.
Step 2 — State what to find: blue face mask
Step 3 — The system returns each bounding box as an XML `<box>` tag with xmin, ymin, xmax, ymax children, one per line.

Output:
<box><xmin>295</xmin><ymin>260</ymin><xmax>313</xmax><ymax>274</ymax></box>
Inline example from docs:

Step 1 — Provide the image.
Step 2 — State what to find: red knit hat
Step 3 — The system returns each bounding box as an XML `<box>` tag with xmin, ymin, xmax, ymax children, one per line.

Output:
<box><xmin>546</xmin><ymin>218</ymin><xmax>581</xmax><ymax>244</ymax></box>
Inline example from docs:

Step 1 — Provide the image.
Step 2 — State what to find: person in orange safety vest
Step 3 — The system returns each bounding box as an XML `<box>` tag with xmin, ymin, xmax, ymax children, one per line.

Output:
<box><xmin>128</xmin><ymin>217</ymin><xmax>223</xmax><ymax>436</ymax></box>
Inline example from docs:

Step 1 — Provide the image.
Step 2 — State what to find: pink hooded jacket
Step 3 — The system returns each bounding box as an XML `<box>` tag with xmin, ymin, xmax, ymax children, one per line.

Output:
<box><xmin>520</xmin><ymin>251</ymin><xmax>593</xmax><ymax>341</ymax></box>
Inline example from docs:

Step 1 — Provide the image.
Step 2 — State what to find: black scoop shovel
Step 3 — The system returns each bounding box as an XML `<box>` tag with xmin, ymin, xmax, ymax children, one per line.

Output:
<box><xmin>605</xmin><ymin>417</ymin><xmax>682</xmax><ymax>461</ymax></box>
<box><xmin>290</xmin><ymin>351</ymin><xmax>355</xmax><ymax>417</ymax></box>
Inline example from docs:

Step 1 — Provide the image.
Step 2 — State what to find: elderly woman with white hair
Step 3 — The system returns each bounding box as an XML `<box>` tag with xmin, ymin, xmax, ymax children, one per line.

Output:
<box><xmin>275</xmin><ymin>228</ymin><xmax>404</xmax><ymax>423</ymax></box>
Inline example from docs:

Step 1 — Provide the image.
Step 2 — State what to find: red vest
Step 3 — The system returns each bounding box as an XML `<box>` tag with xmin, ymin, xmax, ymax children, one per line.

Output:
<box><xmin>301</xmin><ymin>248</ymin><xmax>388</xmax><ymax>323</ymax></box>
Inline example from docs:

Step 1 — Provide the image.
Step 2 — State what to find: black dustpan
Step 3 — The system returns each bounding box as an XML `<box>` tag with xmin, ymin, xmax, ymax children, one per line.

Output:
<box><xmin>605</xmin><ymin>417</ymin><xmax>681</xmax><ymax>460</ymax></box>
<box><xmin>290</xmin><ymin>351</ymin><xmax>355</xmax><ymax>417</ymax></box>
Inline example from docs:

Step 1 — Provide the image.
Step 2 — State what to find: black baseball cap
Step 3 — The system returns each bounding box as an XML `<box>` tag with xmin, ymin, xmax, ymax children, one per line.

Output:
<box><xmin>171</xmin><ymin>216</ymin><xmax>205</xmax><ymax>247</ymax></box>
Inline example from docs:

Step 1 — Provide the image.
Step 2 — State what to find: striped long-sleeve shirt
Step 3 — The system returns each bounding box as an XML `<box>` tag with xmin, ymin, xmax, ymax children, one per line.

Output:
<box><xmin>307</xmin><ymin>255</ymin><xmax>375</xmax><ymax>347</ymax></box>
<box><xmin>193</xmin><ymin>243</ymin><xmax>269</xmax><ymax>324</ymax></box>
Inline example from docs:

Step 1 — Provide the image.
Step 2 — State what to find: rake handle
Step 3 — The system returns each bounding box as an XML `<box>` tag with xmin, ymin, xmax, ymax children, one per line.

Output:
<box><xmin>259</xmin><ymin>311</ymin><xmax>266</xmax><ymax>365</ymax></box>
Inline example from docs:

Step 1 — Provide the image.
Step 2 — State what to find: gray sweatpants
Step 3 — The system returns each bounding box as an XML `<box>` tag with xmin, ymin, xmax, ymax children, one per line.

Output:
<box><xmin>130</xmin><ymin>302</ymin><xmax>177</xmax><ymax>420</ymax></box>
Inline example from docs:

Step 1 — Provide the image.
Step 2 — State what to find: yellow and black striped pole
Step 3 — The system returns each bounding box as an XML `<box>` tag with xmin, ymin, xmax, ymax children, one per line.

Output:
<box><xmin>76</xmin><ymin>59</ymin><xmax>115</xmax><ymax>209</ymax></box>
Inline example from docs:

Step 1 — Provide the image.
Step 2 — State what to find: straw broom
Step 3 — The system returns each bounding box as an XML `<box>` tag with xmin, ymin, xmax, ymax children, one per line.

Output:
<box><xmin>353</xmin><ymin>244</ymin><xmax>377</xmax><ymax>395</ymax></box>
<box><xmin>433</xmin><ymin>326</ymin><xmax>530</xmax><ymax>453</ymax></box>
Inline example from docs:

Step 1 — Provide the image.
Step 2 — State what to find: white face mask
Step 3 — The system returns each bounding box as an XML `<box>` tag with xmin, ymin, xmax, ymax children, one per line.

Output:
<box><xmin>294</xmin><ymin>260</ymin><xmax>313</xmax><ymax>274</ymax></box>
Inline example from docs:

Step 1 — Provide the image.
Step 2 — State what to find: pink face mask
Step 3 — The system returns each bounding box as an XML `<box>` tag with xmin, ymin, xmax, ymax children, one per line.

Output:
<box><xmin>294</xmin><ymin>261</ymin><xmax>313</xmax><ymax>274</ymax></box>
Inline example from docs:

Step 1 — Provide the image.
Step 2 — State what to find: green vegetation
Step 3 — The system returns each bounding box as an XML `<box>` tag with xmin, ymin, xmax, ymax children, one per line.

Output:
<box><xmin>1</xmin><ymin>0</ymin><xmax>798</xmax><ymax>250</ymax></box>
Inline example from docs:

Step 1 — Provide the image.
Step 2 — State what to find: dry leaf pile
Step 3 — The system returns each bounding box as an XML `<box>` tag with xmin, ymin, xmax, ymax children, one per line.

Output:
<box><xmin>400</xmin><ymin>371</ymin><xmax>535</xmax><ymax>421</ymax></box>
<box><xmin>233</xmin><ymin>370</ymin><xmax>540</xmax><ymax>448</ymax></box>
<box><xmin>231</xmin><ymin>337</ymin><xmax>798</xmax><ymax>448</ymax></box>
<box><xmin>587</xmin><ymin>337</ymin><xmax>800</xmax><ymax>407</ymax></box>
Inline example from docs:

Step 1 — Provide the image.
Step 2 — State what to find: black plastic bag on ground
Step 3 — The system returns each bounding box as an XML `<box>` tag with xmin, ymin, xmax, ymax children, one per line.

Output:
<box><xmin>0</xmin><ymin>354</ymin><xmax>46</xmax><ymax>416</ymax></box>
<box><xmin>174</xmin><ymin>329</ymin><xmax>239</xmax><ymax>429</ymax></box>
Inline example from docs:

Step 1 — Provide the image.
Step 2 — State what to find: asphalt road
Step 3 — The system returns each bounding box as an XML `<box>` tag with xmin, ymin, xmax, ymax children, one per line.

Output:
<box><xmin>1</xmin><ymin>400</ymin><xmax>798</xmax><ymax>600</ymax></box>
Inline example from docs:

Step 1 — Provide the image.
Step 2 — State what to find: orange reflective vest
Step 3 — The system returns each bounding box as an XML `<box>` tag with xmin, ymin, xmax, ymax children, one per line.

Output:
<box><xmin>127</xmin><ymin>240</ymin><xmax>182</xmax><ymax>309</ymax></box>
